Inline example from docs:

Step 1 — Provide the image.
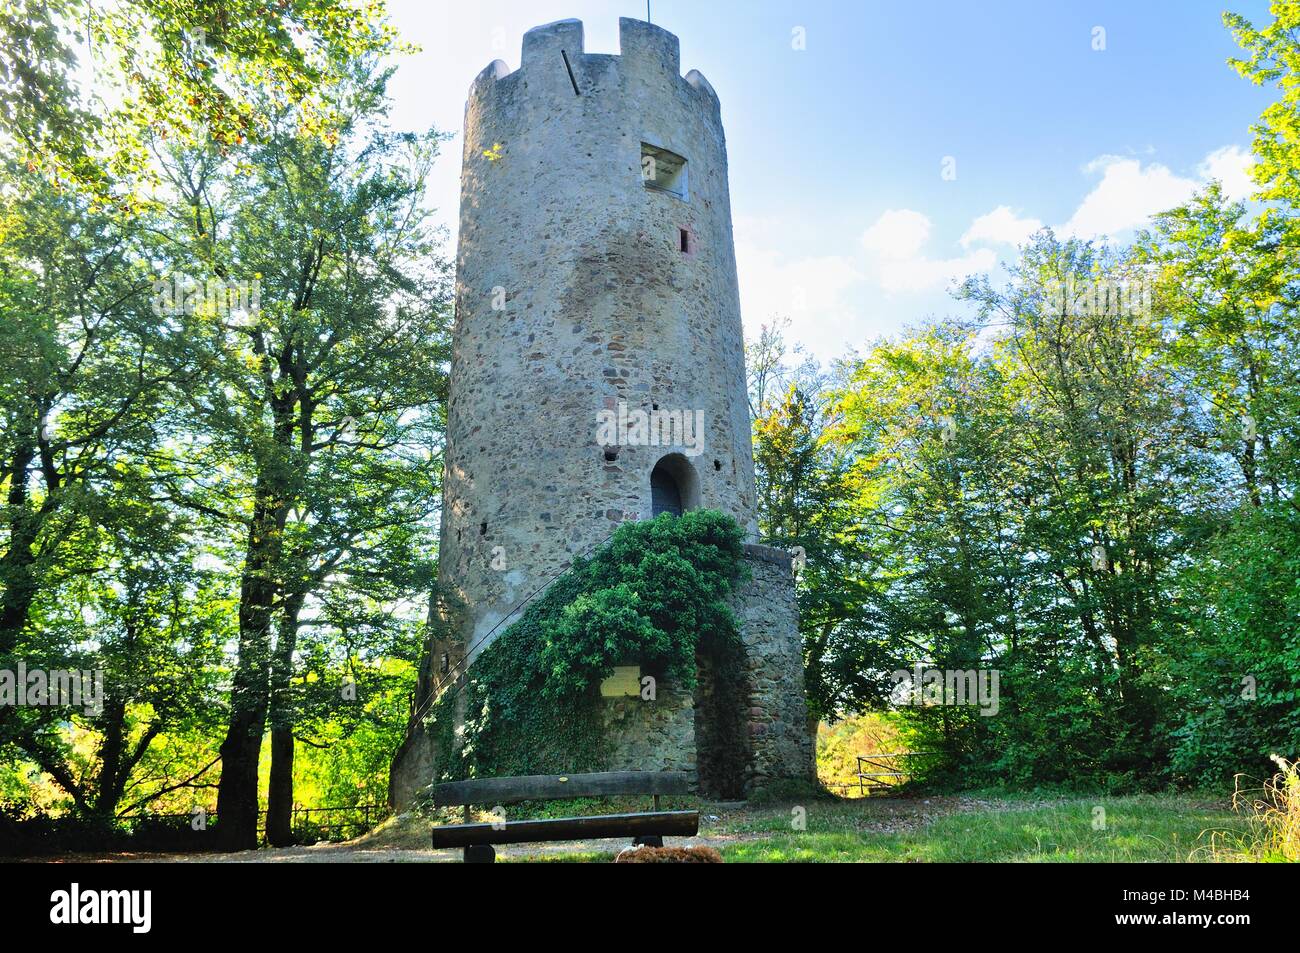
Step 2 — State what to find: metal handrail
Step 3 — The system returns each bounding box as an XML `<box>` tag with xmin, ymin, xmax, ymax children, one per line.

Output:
<box><xmin>855</xmin><ymin>752</ymin><xmax>935</xmax><ymax>795</ymax></box>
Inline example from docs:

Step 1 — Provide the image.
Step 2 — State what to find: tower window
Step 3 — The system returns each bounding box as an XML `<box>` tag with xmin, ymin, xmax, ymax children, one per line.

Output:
<box><xmin>604</xmin><ymin>447</ymin><xmax>619</xmax><ymax>463</ymax></box>
<box><xmin>679</xmin><ymin>228</ymin><xmax>691</xmax><ymax>253</ymax></box>
<box><xmin>641</xmin><ymin>143</ymin><xmax>688</xmax><ymax>199</ymax></box>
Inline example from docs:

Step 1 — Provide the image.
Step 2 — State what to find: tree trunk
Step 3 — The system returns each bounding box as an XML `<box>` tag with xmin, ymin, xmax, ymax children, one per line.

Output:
<box><xmin>266</xmin><ymin>590</ymin><xmax>305</xmax><ymax>847</ymax></box>
<box><xmin>217</xmin><ymin>701</ymin><xmax>269</xmax><ymax>850</ymax></box>
<box><xmin>0</xmin><ymin>444</ymin><xmax>39</xmax><ymax>654</ymax></box>
<box><xmin>805</xmin><ymin>712</ymin><xmax>820</xmax><ymax>778</ymax></box>
<box><xmin>92</xmin><ymin>695</ymin><xmax>128</xmax><ymax>820</ymax></box>
<box><xmin>266</xmin><ymin>726</ymin><xmax>295</xmax><ymax>845</ymax></box>
<box><xmin>216</xmin><ymin>483</ymin><xmax>287</xmax><ymax>850</ymax></box>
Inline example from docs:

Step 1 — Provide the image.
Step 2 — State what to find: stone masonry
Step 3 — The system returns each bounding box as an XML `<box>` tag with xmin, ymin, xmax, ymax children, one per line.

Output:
<box><xmin>390</xmin><ymin>18</ymin><xmax>814</xmax><ymax>808</ymax></box>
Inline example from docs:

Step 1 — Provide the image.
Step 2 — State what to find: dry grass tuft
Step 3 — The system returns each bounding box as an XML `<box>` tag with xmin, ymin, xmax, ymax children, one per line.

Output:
<box><xmin>614</xmin><ymin>844</ymin><xmax>723</xmax><ymax>863</ymax></box>
<box><xmin>1208</xmin><ymin>755</ymin><xmax>1299</xmax><ymax>862</ymax></box>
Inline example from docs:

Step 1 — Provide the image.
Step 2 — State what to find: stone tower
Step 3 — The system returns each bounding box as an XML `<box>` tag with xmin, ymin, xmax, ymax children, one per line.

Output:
<box><xmin>391</xmin><ymin>18</ymin><xmax>813</xmax><ymax>807</ymax></box>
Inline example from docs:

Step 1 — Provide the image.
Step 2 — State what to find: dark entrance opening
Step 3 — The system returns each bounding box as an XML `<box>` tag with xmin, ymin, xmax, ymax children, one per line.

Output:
<box><xmin>651</xmin><ymin>461</ymin><xmax>683</xmax><ymax>517</ymax></box>
<box><xmin>649</xmin><ymin>452</ymin><xmax>699</xmax><ymax>519</ymax></box>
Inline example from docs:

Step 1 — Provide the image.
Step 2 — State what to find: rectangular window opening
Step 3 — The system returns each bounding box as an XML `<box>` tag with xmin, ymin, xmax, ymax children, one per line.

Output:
<box><xmin>679</xmin><ymin>228</ymin><xmax>691</xmax><ymax>253</ymax></box>
<box><xmin>641</xmin><ymin>143</ymin><xmax>688</xmax><ymax>199</ymax></box>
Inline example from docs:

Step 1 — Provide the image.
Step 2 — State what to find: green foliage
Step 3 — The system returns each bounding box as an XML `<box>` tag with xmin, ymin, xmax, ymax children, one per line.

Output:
<box><xmin>1161</xmin><ymin>504</ymin><xmax>1300</xmax><ymax>786</ymax></box>
<box><xmin>1226</xmin><ymin>2</ymin><xmax>1300</xmax><ymax>211</ymax></box>
<box><xmin>805</xmin><ymin>213</ymin><xmax>1300</xmax><ymax>792</ymax></box>
<box><xmin>748</xmin><ymin>321</ymin><xmax>882</xmax><ymax>725</ymax></box>
<box><xmin>0</xmin><ymin>0</ymin><xmax>407</xmax><ymax>206</ymax></box>
<box><xmin>816</xmin><ymin>713</ymin><xmax>906</xmax><ymax>795</ymax></box>
<box><xmin>425</xmin><ymin>510</ymin><xmax>747</xmax><ymax>780</ymax></box>
<box><xmin>1</xmin><ymin>39</ymin><xmax>449</xmax><ymax>839</ymax></box>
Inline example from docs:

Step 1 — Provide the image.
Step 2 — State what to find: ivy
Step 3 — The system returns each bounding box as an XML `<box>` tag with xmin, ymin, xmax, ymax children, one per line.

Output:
<box><xmin>424</xmin><ymin>510</ymin><xmax>747</xmax><ymax>780</ymax></box>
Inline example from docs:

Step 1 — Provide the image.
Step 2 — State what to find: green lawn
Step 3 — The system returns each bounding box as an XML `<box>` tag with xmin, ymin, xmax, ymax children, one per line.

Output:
<box><xmin>490</xmin><ymin>793</ymin><xmax>1249</xmax><ymax>863</ymax></box>
<box><xmin>716</xmin><ymin>794</ymin><xmax>1248</xmax><ymax>863</ymax></box>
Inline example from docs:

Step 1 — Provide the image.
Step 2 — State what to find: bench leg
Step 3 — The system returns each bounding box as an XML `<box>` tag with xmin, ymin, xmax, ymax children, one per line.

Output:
<box><xmin>632</xmin><ymin>835</ymin><xmax>663</xmax><ymax>848</ymax></box>
<box><xmin>464</xmin><ymin>844</ymin><xmax>496</xmax><ymax>863</ymax></box>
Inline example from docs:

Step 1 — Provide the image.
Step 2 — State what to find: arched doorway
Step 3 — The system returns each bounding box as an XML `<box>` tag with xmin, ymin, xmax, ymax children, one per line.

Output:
<box><xmin>650</xmin><ymin>453</ymin><xmax>699</xmax><ymax>517</ymax></box>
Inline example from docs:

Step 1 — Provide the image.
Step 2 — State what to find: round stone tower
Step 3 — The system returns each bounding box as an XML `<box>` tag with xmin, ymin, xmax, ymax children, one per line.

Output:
<box><xmin>392</xmin><ymin>18</ymin><xmax>813</xmax><ymax>807</ymax></box>
<box><xmin>442</xmin><ymin>16</ymin><xmax>755</xmax><ymax>654</ymax></box>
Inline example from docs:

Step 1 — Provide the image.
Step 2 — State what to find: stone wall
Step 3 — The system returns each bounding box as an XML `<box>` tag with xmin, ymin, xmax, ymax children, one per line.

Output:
<box><xmin>599</xmin><ymin>544</ymin><xmax>814</xmax><ymax>796</ymax></box>
<box><xmin>732</xmin><ymin>544</ymin><xmax>816</xmax><ymax>792</ymax></box>
<box><xmin>693</xmin><ymin>635</ymin><xmax>750</xmax><ymax>799</ymax></box>
<box><xmin>602</xmin><ymin>682</ymin><xmax>696</xmax><ymax>776</ymax></box>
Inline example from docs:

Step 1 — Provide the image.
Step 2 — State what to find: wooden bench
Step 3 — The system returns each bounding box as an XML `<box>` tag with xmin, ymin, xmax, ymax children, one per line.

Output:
<box><xmin>429</xmin><ymin>770</ymin><xmax>696</xmax><ymax>863</ymax></box>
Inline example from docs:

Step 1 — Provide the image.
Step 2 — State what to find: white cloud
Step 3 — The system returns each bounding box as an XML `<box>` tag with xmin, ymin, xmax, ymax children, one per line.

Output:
<box><xmin>1059</xmin><ymin>156</ymin><xmax>1200</xmax><ymax>239</ymax></box>
<box><xmin>731</xmin><ymin>144</ymin><xmax>1259</xmax><ymax>360</ymax></box>
<box><xmin>873</xmin><ymin>247</ymin><xmax>998</xmax><ymax>295</ymax></box>
<box><xmin>860</xmin><ymin>208</ymin><xmax>932</xmax><ymax>259</ymax></box>
<box><xmin>960</xmin><ymin>206</ymin><xmax>1043</xmax><ymax>248</ymax></box>
<box><xmin>1198</xmin><ymin>145</ymin><xmax>1256</xmax><ymax>202</ymax></box>
<box><xmin>734</xmin><ymin>217</ymin><xmax>864</xmax><ymax>353</ymax></box>
<box><xmin>858</xmin><ymin>209</ymin><xmax>998</xmax><ymax>295</ymax></box>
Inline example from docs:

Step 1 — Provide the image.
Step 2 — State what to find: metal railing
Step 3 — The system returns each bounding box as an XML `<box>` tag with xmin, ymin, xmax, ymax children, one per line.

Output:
<box><xmin>855</xmin><ymin>752</ymin><xmax>932</xmax><ymax>795</ymax></box>
<box><xmin>287</xmin><ymin>805</ymin><xmax>382</xmax><ymax>840</ymax></box>
<box><xmin>134</xmin><ymin>804</ymin><xmax>385</xmax><ymax>843</ymax></box>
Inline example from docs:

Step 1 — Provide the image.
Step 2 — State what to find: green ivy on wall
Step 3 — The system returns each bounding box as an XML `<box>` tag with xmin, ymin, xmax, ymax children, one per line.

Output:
<box><xmin>423</xmin><ymin>510</ymin><xmax>747</xmax><ymax>780</ymax></box>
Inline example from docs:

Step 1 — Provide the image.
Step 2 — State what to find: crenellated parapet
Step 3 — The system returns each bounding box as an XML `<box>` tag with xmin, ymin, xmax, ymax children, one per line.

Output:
<box><xmin>466</xmin><ymin>17</ymin><xmax>720</xmax><ymax>119</ymax></box>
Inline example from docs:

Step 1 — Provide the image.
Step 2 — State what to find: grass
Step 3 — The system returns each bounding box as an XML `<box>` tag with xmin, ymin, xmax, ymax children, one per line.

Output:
<box><xmin>717</xmin><ymin>794</ymin><xmax>1247</xmax><ymax>862</ymax></box>
<box><xmin>386</xmin><ymin>789</ymin><xmax>1254</xmax><ymax>862</ymax></box>
<box><xmin>1209</xmin><ymin>756</ymin><xmax>1300</xmax><ymax>862</ymax></box>
<box><xmin>30</xmin><ymin>789</ymin><xmax>1256</xmax><ymax>863</ymax></box>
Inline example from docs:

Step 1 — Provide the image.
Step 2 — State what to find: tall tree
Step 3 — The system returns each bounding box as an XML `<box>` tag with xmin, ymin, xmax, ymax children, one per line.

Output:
<box><xmin>0</xmin><ymin>162</ymin><xmax>171</xmax><ymax>660</ymax></box>
<box><xmin>153</xmin><ymin>64</ymin><xmax>450</xmax><ymax>848</ymax></box>
<box><xmin>747</xmin><ymin>322</ymin><xmax>882</xmax><ymax>736</ymax></box>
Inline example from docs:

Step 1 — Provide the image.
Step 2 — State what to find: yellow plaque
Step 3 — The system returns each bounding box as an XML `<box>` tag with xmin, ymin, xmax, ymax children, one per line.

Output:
<box><xmin>600</xmin><ymin>665</ymin><xmax>642</xmax><ymax>698</ymax></box>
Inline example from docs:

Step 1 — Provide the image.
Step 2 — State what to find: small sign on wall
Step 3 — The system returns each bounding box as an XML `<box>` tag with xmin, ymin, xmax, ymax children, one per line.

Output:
<box><xmin>600</xmin><ymin>666</ymin><xmax>642</xmax><ymax>697</ymax></box>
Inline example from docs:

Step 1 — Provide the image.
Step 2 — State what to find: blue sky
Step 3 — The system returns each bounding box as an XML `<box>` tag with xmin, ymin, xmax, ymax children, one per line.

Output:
<box><xmin>383</xmin><ymin>0</ymin><xmax>1278</xmax><ymax>360</ymax></box>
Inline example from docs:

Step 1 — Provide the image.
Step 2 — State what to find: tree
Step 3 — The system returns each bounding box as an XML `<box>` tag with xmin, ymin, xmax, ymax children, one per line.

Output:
<box><xmin>0</xmin><ymin>0</ymin><xmax>405</xmax><ymax>206</ymax></box>
<box><xmin>0</xmin><ymin>161</ymin><xmax>172</xmax><ymax>668</ymax></box>
<box><xmin>151</xmin><ymin>64</ymin><xmax>450</xmax><ymax>848</ymax></box>
<box><xmin>1226</xmin><ymin>2</ymin><xmax>1300</xmax><ymax>213</ymax></box>
<box><xmin>0</xmin><ymin>161</ymin><xmax>223</xmax><ymax>820</ymax></box>
<box><xmin>747</xmin><ymin>321</ymin><xmax>882</xmax><ymax>735</ymax></box>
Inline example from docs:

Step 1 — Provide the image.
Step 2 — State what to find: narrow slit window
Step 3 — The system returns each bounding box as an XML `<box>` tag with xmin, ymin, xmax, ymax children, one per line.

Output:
<box><xmin>641</xmin><ymin>143</ymin><xmax>688</xmax><ymax>199</ymax></box>
<box><xmin>679</xmin><ymin>228</ymin><xmax>691</xmax><ymax>253</ymax></box>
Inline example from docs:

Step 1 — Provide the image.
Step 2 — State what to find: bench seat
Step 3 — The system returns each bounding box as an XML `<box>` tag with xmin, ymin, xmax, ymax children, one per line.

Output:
<box><xmin>428</xmin><ymin>770</ymin><xmax>695</xmax><ymax>862</ymax></box>
<box><xmin>428</xmin><ymin>809</ymin><xmax>699</xmax><ymax>849</ymax></box>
